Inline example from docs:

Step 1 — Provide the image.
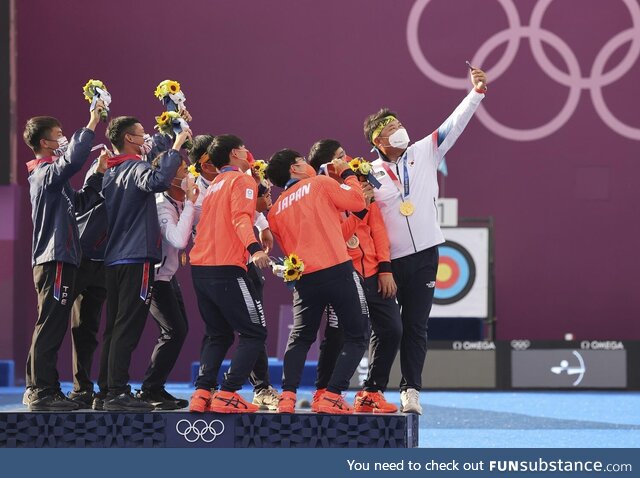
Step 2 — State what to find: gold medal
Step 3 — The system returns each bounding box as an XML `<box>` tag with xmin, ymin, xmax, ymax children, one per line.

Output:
<box><xmin>399</xmin><ymin>201</ymin><xmax>415</xmax><ymax>216</ymax></box>
<box><xmin>180</xmin><ymin>251</ymin><xmax>187</xmax><ymax>266</ymax></box>
<box><xmin>346</xmin><ymin>235</ymin><xmax>360</xmax><ymax>249</ymax></box>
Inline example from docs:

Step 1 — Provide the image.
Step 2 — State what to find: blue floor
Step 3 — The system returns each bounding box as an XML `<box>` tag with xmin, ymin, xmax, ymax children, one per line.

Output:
<box><xmin>2</xmin><ymin>385</ymin><xmax>639</xmax><ymax>448</ymax></box>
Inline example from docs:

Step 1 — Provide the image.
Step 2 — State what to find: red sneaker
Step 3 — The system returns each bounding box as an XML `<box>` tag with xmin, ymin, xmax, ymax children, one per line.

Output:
<box><xmin>208</xmin><ymin>391</ymin><xmax>259</xmax><ymax>413</ymax></box>
<box><xmin>354</xmin><ymin>390</ymin><xmax>398</xmax><ymax>413</ymax></box>
<box><xmin>189</xmin><ymin>389</ymin><xmax>212</xmax><ymax>413</ymax></box>
<box><xmin>277</xmin><ymin>391</ymin><xmax>296</xmax><ymax>414</ymax></box>
<box><xmin>314</xmin><ymin>391</ymin><xmax>353</xmax><ymax>414</ymax></box>
<box><xmin>310</xmin><ymin>388</ymin><xmax>326</xmax><ymax>412</ymax></box>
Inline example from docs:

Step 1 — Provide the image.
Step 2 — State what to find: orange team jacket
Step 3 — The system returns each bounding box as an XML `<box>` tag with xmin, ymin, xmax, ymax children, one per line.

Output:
<box><xmin>190</xmin><ymin>170</ymin><xmax>260</xmax><ymax>269</ymax></box>
<box><xmin>268</xmin><ymin>173</ymin><xmax>366</xmax><ymax>274</ymax></box>
<box><xmin>340</xmin><ymin>201</ymin><xmax>392</xmax><ymax>278</ymax></box>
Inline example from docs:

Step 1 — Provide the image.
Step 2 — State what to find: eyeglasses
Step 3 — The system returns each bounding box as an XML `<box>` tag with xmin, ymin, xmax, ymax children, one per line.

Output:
<box><xmin>380</xmin><ymin>122</ymin><xmax>403</xmax><ymax>137</ymax></box>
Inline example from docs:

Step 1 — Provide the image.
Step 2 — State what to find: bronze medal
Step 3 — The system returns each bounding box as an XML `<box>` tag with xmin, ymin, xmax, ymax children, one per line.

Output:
<box><xmin>180</xmin><ymin>251</ymin><xmax>187</xmax><ymax>266</ymax></box>
<box><xmin>346</xmin><ymin>235</ymin><xmax>360</xmax><ymax>249</ymax></box>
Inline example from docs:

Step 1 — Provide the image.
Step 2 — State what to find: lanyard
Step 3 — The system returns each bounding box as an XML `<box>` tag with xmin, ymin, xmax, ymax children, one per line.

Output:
<box><xmin>198</xmin><ymin>175</ymin><xmax>211</xmax><ymax>190</ymax></box>
<box><xmin>380</xmin><ymin>152</ymin><xmax>410</xmax><ymax>200</ymax></box>
<box><xmin>219</xmin><ymin>166</ymin><xmax>239</xmax><ymax>173</ymax></box>
<box><xmin>285</xmin><ymin>178</ymin><xmax>300</xmax><ymax>190</ymax></box>
<box><xmin>163</xmin><ymin>192</ymin><xmax>182</xmax><ymax>215</ymax></box>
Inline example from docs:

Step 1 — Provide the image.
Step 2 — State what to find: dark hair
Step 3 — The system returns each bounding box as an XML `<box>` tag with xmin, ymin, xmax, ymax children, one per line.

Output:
<box><xmin>207</xmin><ymin>134</ymin><xmax>243</xmax><ymax>169</ymax></box>
<box><xmin>106</xmin><ymin>116</ymin><xmax>140</xmax><ymax>151</ymax></box>
<box><xmin>308</xmin><ymin>139</ymin><xmax>342</xmax><ymax>172</ymax></box>
<box><xmin>152</xmin><ymin>155</ymin><xmax>184</xmax><ymax>173</ymax></box>
<box><xmin>363</xmin><ymin>108</ymin><xmax>398</xmax><ymax>145</ymax></box>
<box><xmin>188</xmin><ymin>134</ymin><xmax>214</xmax><ymax>172</ymax></box>
<box><xmin>265</xmin><ymin>149</ymin><xmax>302</xmax><ymax>188</ymax></box>
<box><xmin>23</xmin><ymin>116</ymin><xmax>61</xmax><ymax>153</ymax></box>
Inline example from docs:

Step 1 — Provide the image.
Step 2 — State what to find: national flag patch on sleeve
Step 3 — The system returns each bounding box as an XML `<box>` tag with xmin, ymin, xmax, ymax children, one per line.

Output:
<box><xmin>246</xmin><ymin>188</ymin><xmax>254</xmax><ymax>199</ymax></box>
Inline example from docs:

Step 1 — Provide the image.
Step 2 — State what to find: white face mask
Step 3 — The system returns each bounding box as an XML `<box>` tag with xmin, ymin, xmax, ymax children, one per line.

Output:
<box><xmin>140</xmin><ymin>134</ymin><xmax>153</xmax><ymax>156</ymax></box>
<box><xmin>171</xmin><ymin>176</ymin><xmax>189</xmax><ymax>191</ymax></box>
<box><xmin>53</xmin><ymin>136</ymin><xmax>69</xmax><ymax>156</ymax></box>
<box><xmin>388</xmin><ymin>128</ymin><xmax>410</xmax><ymax>149</ymax></box>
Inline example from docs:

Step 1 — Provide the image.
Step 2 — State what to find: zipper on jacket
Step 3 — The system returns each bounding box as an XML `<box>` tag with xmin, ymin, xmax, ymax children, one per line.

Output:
<box><xmin>395</xmin><ymin>163</ymin><xmax>417</xmax><ymax>253</ymax></box>
<box><xmin>357</xmin><ymin>237</ymin><xmax>366</xmax><ymax>277</ymax></box>
<box><xmin>404</xmin><ymin>216</ymin><xmax>417</xmax><ymax>253</ymax></box>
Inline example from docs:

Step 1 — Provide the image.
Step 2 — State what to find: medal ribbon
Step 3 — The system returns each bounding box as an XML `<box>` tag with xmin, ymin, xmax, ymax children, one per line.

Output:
<box><xmin>284</xmin><ymin>178</ymin><xmax>300</xmax><ymax>190</ymax></box>
<box><xmin>219</xmin><ymin>165</ymin><xmax>240</xmax><ymax>173</ymax></box>
<box><xmin>380</xmin><ymin>152</ymin><xmax>410</xmax><ymax>201</ymax></box>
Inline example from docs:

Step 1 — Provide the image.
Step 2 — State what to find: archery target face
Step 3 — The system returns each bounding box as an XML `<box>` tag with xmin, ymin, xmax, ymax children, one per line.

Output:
<box><xmin>431</xmin><ymin>227</ymin><xmax>489</xmax><ymax>318</ymax></box>
<box><xmin>434</xmin><ymin>240</ymin><xmax>475</xmax><ymax>305</ymax></box>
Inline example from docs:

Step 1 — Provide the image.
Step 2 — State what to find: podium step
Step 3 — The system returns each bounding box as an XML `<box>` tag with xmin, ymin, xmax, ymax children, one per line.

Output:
<box><xmin>0</xmin><ymin>410</ymin><xmax>418</xmax><ymax>448</ymax></box>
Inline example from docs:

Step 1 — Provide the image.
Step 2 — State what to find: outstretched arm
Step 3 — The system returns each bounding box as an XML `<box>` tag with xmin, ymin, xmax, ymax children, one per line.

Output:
<box><xmin>433</xmin><ymin>67</ymin><xmax>487</xmax><ymax>157</ymax></box>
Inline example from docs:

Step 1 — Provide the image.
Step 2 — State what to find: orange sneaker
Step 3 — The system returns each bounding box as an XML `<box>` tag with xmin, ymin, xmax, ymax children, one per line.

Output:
<box><xmin>354</xmin><ymin>390</ymin><xmax>398</xmax><ymax>413</ymax></box>
<box><xmin>314</xmin><ymin>391</ymin><xmax>353</xmax><ymax>414</ymax></box>
<box><xmin>310</xmin><ymin>388</ymin><xmax>326</xmax><ymax>412</ymax></box>
<box><xmin>189</xmin><ymin>388</ymin><xmax>212</xmax><ymax>413</ymax></box>
<box><xmin>277</xmin><ymin>391</ymin><xmax>296</xmax><ymax>413</ymax></box>
<box><xmin>208</xmin><ymin>391</ymin><xmax>259</xmax><ymax>413</ymax></box>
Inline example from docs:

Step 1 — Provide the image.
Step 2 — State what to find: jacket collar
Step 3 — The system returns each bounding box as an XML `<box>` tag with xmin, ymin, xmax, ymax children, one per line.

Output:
<box><xmin>26</xmin><ymin>157</ymin><xmax>55</xmax><ymax>173</ymax></box>
<box><xmin>107</xmin><ymin>154</ymin><xmax>142</xmax><ymax>169</ymax></box>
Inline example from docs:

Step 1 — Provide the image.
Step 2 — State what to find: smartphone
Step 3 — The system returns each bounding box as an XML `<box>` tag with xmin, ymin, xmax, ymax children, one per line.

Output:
<box><xmin>466</xmin><ymin>60</ymin><xmax>474</xmax><ymax>70</ymax></box>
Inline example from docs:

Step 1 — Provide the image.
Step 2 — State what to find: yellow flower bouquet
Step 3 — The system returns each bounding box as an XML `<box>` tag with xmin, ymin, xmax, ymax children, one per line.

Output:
<box><xmin>155</xmin><ymin>111</ymin><xmax>181</xmax><ymax>135</ymax></box>
<box><xmin>348</xmin><ymin>156</ymin><xmax>381</xmax><ymax>189</ymax></box>
<box><xmin>187</xmin><ymin>164</ymin><xmax>200</xmax><ymax>178</ymax></box>
<box><xmin>252</xmin><ymin>159</ymin><xmax>268</xmax><ymax>182</ymax></box>
<box><xmin>272</xmin><ymin>253</ymin><xmax>305</xmax><ymax>288</ymax></box>
<box><xmin>283</xmin><ymin>253</ymin><xmax>304</xmax><ymax>282</ymax></box>
<box><xmin>154</xmin><ymin>80</ymin><xmax>181</xmax><ymax>99</ymax></box>
<box><xmin>82</xmin><ymin>79</ymin><xmax>111</xmax><ymax>122</ymax></box>
<box><xmin>154</xmin><ymin>110</ymin><xmax>192</xmax><ymax>150</ymax></box>
<box><xmin>154</xmin><ymin>79</ymin><xmax>191</xmax><ymax>149</ymax></box>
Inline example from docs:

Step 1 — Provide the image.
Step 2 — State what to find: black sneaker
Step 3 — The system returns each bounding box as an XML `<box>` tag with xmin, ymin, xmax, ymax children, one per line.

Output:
<box><xmin>136</xmin><ymin>388</ymin><xmax>188</xmax><ymax>410</ymax></box>
<box><xmin>103</xmin><ymin>392</ymin><xmax>155</xmax><ymax>412</ymax></box>
<box><xmin>92</xmin><ymin>391</ymin><xmax>108</xmax><ymax>411</ymax></box>
<box><xmin>29</xmin><ymin>390</ymin><xmax>80</xmax><ymax>412</ymax></box>
<box><xmin>68</xmin><ymin>390</ymin><xmax>95</xmax><ymax>409</ymax></box>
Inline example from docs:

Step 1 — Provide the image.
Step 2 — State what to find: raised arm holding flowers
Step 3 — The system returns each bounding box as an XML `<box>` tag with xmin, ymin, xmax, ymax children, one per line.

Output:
<box><xmin>154</xmin><ymin>80</ymin><xmax>193</xmax><ymax>149</ymax></box>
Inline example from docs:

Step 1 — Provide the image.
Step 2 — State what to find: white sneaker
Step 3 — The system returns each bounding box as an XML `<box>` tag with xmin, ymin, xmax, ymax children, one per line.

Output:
<box><xmin>22</xmin><ymin>388</ymin><xmax>33</xmax><ymax>406</ymax></box>
<box><xmin>252</xmin><ymin>386</ymin><xmax>280</xmax><ymax>410</ymax></box>
<box><xmin>400</xmin><ymin>388</ymin><xmax>423</xmax><ymax>415</ymax></box>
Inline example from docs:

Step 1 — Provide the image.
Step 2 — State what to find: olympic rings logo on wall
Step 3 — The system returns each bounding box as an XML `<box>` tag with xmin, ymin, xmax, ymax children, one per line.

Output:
<box><xmin>175</xmin><ymin>419</ymin><xmax>225</xmax><ymax>443</ymax></box>
<box><xmin>407</xmin><ymin>0</ymin><xmax>640</xmax><ymax>141</ymax></box>
<box><xmin>510</xmin><ymin>340</ymin><xmax>532</xmax><ymax>350</ymax></box>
